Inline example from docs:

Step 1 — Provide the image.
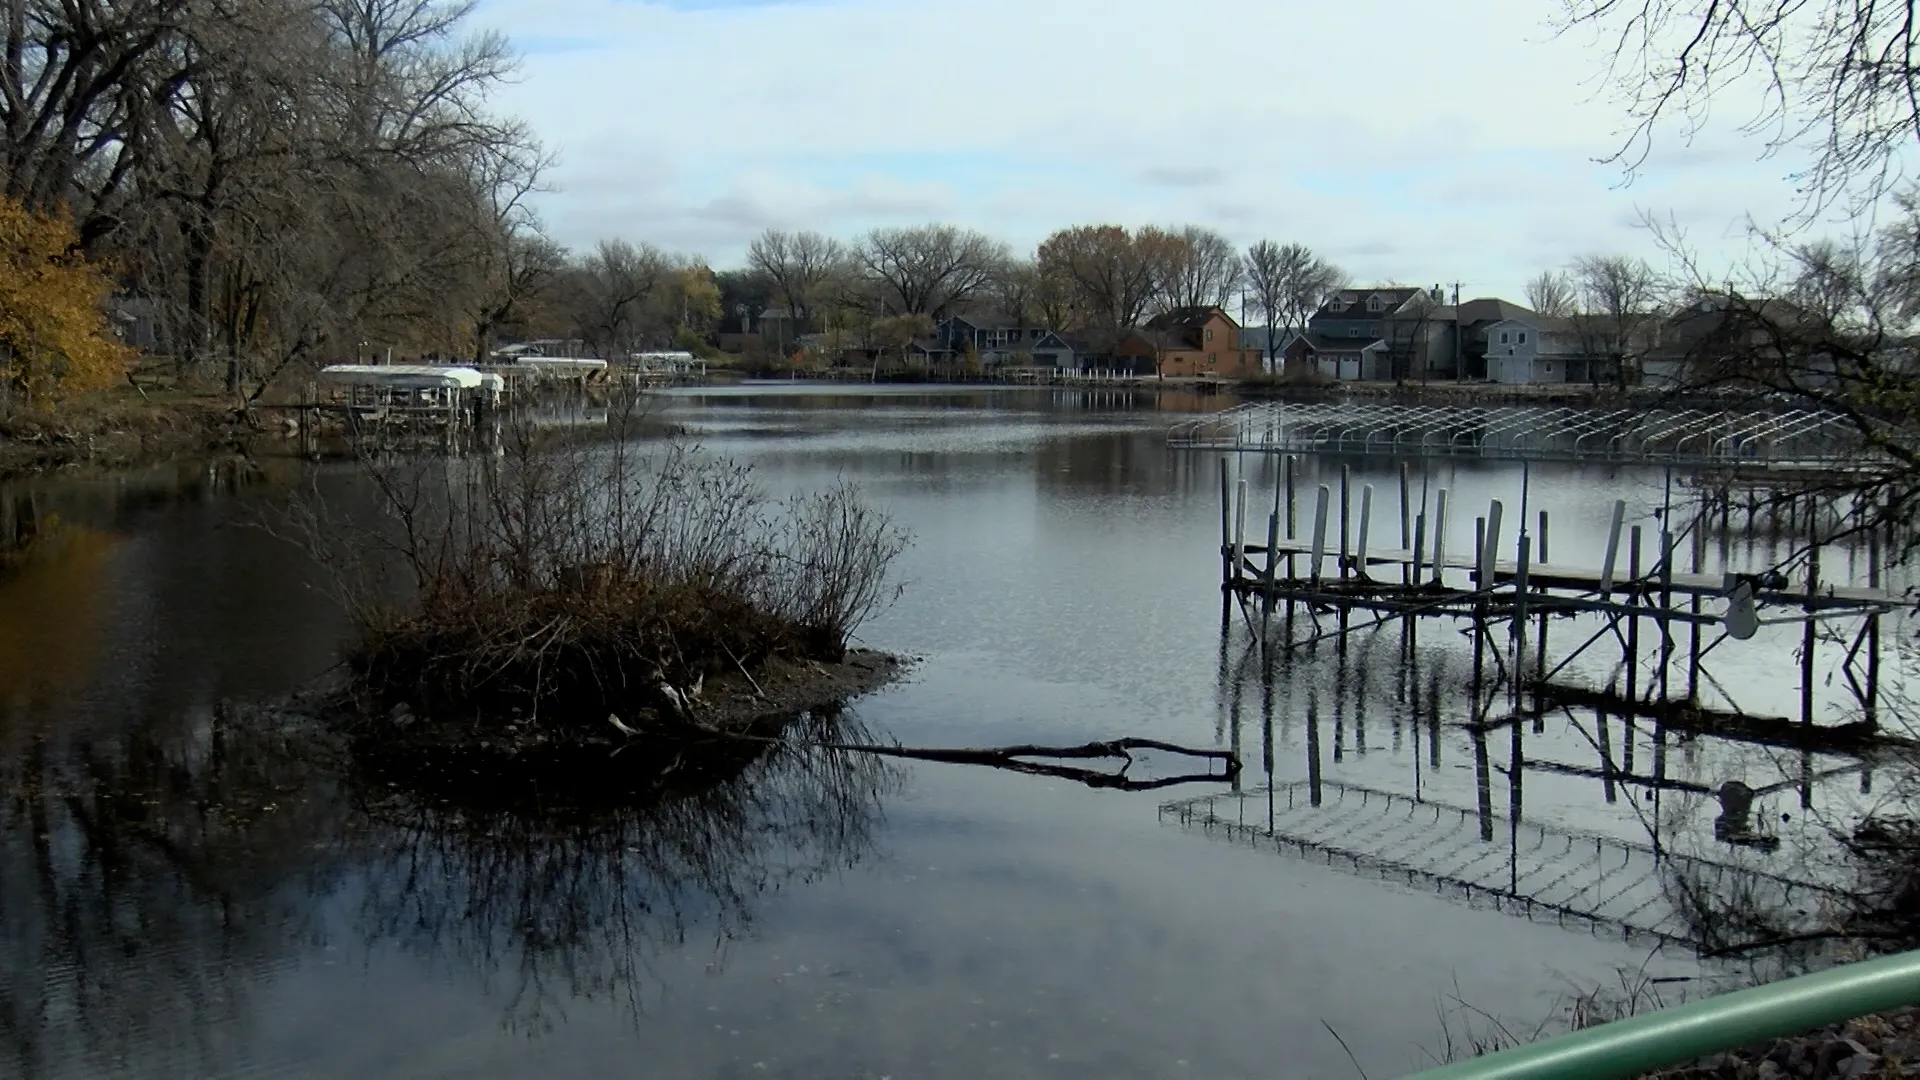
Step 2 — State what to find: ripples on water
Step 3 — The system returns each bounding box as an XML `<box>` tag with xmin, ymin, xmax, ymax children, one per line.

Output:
<box><xmin>0</xmin><ymin>387</ymin><xmax>1910</xmax><ymax>1079</ymax></box>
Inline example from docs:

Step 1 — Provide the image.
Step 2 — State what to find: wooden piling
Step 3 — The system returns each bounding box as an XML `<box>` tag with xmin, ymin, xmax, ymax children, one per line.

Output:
<box><xmin>1310</xmin><ymin>485</ymin><xmax>1331</xmax><ymax>586</ymax></box>
<box><xmin>1869</xmin><ymin>523</ymin><xmax>1883</xmax><ymax>728</ymax></box>
<box><xmin>1339</xmin><ymin>465</ymin><xmax>1352</xmax><ymax>580</ymax></box>
<box><xmin>1399</xmin><ymin>462</ymin><xmax>1412</xmax><ymax>586</ymax></box>
<box><xmin>1356</xmin><ymin>485</ymin><xmax>1374</xmax><ymax>579</ymax></box>
<box><xmin>1538</xmin><ymin>510</ymin><xmax>1550</xmax><ymax>565</ymax></box>
<box><xmin>1219</xmin><ymin>459</ymin><xmax>1231</xmax><ymax>586</ymax></box>
<box><xmin>1658</xmin><ymin>529</ymin><xmax>1675</xmax><ymax>703</ymax></box>
<box><xmin>1689</xmin><ymin>516</ymin><xmax>1704</xmax><ymax>702</ymax></box>
<box><xmin>1802</xmin><ymin>511</ymin><xmax>1819</xmax><ymax>730</ymax></box>
<box><xmin>1431</xmin><ymin>489</ymin><xmax>1451</xmax><ymax>587</ymax></box>
<box><xmin>1234</xmin><ymin>477</ymin><xmax>1249</xmax><ymax>586</ymax></box>
<box><xmin>1626</xmin><ymin>526</ymin><xmax>1643</xmax><ymax>706</ymax></box>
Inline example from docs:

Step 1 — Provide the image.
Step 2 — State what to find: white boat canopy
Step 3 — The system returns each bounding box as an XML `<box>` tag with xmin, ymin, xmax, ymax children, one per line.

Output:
<box><xmin>319</xmin><ymin>364</ymin><xmax>488</xmax><ymax>390</ymax></box>
<box><xmin>504</xmin><ymin>357</ymin><xmax>607</xmax><ymax>373</ymax></box>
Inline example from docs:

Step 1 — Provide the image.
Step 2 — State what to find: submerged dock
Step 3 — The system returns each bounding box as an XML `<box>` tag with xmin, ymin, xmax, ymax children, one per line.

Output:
<box><xmin>1213</xmin><ymin>453</ymin><xmax>1906</xmax><ymax>734</ymax></box>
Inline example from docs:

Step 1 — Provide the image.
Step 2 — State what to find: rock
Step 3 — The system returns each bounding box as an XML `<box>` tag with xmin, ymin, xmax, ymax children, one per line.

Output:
<box><xmin>1757</xmin><ymin>1061</ymin><xmax>1787</xmax><ymax>1079</ymax></box>
<box><xmin>1840</xmin><ymin>1053</ymin><xmax>1884</xmax><ymax>1078</ymax></box>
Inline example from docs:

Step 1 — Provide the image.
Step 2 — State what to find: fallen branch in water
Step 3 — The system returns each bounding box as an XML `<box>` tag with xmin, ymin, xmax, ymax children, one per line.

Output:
<box><xmin>688</xmin><ymin>730</ymin><xmax>1240</xmax><ymax>792</ymax></box>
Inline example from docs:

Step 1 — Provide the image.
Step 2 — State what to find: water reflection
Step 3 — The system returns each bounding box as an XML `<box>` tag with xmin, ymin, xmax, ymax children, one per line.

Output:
<box><xmin>1177</xmin><ymin>610</ymin><xmax>1893</xmax><ymax>967</ymax></box>
<box><xmin>0</xmin><ymin>705</ymin><xmax>351</xmax><ymax>1080</ymax></box>
<box><xmin>349</xmin><ymin>712</ymin><xmax>901</xmax><ymax>1034</ymax></box>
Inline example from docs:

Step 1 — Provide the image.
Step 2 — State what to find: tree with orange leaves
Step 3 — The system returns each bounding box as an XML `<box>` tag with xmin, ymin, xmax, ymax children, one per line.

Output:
<box><xmin>0</xmin><ymin>196</ymin><xmax>128</xmax><ymax>408</ymax></box>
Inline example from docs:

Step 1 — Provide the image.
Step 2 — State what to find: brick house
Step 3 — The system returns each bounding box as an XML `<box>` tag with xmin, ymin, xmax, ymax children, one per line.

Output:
<box><xmin>1113</xmin><ymin>306</ymin><xmax>1262</xmax><ymax>378</ymax></box>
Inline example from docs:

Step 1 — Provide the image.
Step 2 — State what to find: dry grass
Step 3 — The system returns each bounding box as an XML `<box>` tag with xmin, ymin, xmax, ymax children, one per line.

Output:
<box><xmin>294</xmin><ymin>409</ymin><xmax>909</xmax><ymax>734</ymax></box>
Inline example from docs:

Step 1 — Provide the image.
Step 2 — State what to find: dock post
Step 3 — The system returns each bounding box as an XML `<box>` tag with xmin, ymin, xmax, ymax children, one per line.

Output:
<box><xmin>1285</xmin><ymin>455</ymin><xmax>1297</xmax><ymax>582</ymax></box>
<box><xmin>1234</xmin><ymin>477</ymin><xmax>1249</xmax><ymax>587</ymax></box>
<box><xmin>1599</xmin><ymin>499</ymin><xmax>1626</xmax><ymax>596</ymax></box>
<box><xmin>1869</xmin><ymin>522</ymin><xmax>1883</xmax><ymax>728</ymax></box>
<box><xmin>1411</xmin><ymin>512</ymin><xmax>1428</xmax><ymax>592</ymax></box>
<box><xmin>1219</xmin><ymin>458</ymin><xmax>1231</xmax><ymax>587</ymax></box>
<box><xmin>1514</xmin><ymin>533</ymin><xmax>1532</xmax><ymax>692</ymax></box>
<box><xmin>1689</xmin><ymin>515</ymin><xmax>1705</xmax><ymax>702</ymax></box>
<box><xmin>1339</xmin><ymin>465</ymin><xmax>1352</xmax><ymax>580</ymax></box>
<box><xmin>1626</xmin><ymin>526</ymin><xmax>1643</xmax><ymax>706</ymax></box>
<box><xmin>1658</xmin><ymin>529</ymin><xmax>1675</xmax><ymax>704</ymax></box>
<box><xmin>1263</xmin><ymin>507</ymin><xmax>1280</xmax><ymax>620</ymax></box>
<box><xmin>1399</xmin><ymin>462</ymin><xmax>1412</xmax><ymax>586</ymax></box>
<box><xmin>1479</xmin><ymin>500</ymin><xmax>1504</xmax><ymax>590</ymax></box>
<box><xmin>1356</xmin><ymin>485</ymin><xmax>1374</xmax><ymax>580</ymax></box>
<box><xmin>1538</xmin><ymin>510</ymin><xmax>1549</xmax><ymax>565</ymax></box>
<box><xmin>1310</xmin><ymin>485</ymin><xmax>1331</xmax><ymax>586</ymax></box>
<box><xmin>1802</xmin><ymin>514</ymin><xmax>1820</xmax><ymax>730</ymax></box>
<box><xmin>1431</xmin><ymin>489</ymin><xmax>1450</xmax><ymax>587</ymax></box>
<box><xmin>1474</xmin><ymin>517</ymin><xmax>1486</xmax><ymax>588</ymax></box>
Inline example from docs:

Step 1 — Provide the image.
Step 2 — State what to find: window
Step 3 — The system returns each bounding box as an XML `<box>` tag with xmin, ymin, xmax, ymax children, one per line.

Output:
<box><xmin>1348</xmin><ymin>327</ymin><xmax>1361</xmax><ymax>338</ymax></box>
<box><xmin>1205</xmin><ymin>327</ymin><xmax>1215</xmax><ymax>341</ymax></box>
<box><xmin>1499</xmin><ymin>331</ymin><xmax>1510</xmax><ymax>344</ymax></box>
<box><xmin>1517</xmin><ymin>332</ymin><xmax>1528</xmax><ymax>345</ymax></box>
<box><xmin>1367</xmin><ymin>295</ymin><xmax>1385</xmax><ymax>313</ymax></box>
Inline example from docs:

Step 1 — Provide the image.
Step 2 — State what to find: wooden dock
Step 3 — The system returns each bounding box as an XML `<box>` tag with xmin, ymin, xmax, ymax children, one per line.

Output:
<box><xmin>1214</xmin><ymin>454</ymin><xmax>1907</xmax><ymax>733</ymax></box>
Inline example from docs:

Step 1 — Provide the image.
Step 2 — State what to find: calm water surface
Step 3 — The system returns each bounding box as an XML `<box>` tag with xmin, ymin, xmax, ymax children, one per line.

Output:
<box><xmin>1</xmin><ymin>386</ymin><xmax>1903</xmax><ymax>1079</ymax></box>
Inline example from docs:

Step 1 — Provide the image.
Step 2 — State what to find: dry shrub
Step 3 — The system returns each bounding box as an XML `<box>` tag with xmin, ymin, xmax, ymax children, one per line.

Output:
<box><xmin>298</xmin><ymin>414</ymin><xmax>908</xmax><ymax>731</ymax></box>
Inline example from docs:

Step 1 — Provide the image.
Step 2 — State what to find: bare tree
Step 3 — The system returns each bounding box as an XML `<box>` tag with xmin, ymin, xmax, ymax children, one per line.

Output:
<box><xmin>857</xmin><ymin>224</ymin><xmax>1007</xmax><ymax>317</ymax></box>
<box><xmin>1035</xmin><ymin>225</ymin><xmax>1164</xmax><ymax>343</ymax></box>
<box><xmin>1526</xmin><ymin>270</ymin><xmax>1575</xmax><ymax>317</ymax></box>
<box><xmin>747</xmin><ymin>229</ymin><xmax>850</xmax><ymax>336</ymax></box>
<box><xmin>1241</xmin><ymin>240</ymin><xmax>1345</xmax><ymax>364</ymax></box>
<box><xmin>1557</xmin><ymin>0</ymin><xmax>1919</xmax><ymax>212</ymax></box>
<box><xmin>1153</xmin><ymin>225</ymin><xmax>1243</xmax><ymax>312</ymax></box>
<box><xmin>572</xmin><ymin>239</ymin><xmax>665</xmax><ymax>357</ymax></box>
<box><xmin>1568</xmin><ymin>254</ymin><xmax>1663</xmax><ymax>387</ymax></box>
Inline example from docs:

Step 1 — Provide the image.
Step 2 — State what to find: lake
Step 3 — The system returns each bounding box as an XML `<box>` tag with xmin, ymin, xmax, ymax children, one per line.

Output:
<box><xmin>0</xmin><ymin>385</ymin><xmax>1905</xmax><ymax>1079</ymax></box>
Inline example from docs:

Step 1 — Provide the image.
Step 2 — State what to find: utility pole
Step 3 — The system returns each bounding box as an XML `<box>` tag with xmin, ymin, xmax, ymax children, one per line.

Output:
<box><xmin>1452</xmin><ymin>283</ymin><xmax>1463</xmax><ymax>382</ymax></box>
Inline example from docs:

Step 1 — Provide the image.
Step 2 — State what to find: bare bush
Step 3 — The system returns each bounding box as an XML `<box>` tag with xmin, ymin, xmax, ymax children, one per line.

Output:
<box><xmin>292</xmin><ymin>413</ymin><xmax>909</xmax><ymax>730</ymax></box>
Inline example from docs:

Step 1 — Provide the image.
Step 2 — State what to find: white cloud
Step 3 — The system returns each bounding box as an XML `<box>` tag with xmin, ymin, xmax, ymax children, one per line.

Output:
<box><xmin>473</xmin><ymin>0</ymin><xmax>1885</xmax><ymax>301</ymax></box>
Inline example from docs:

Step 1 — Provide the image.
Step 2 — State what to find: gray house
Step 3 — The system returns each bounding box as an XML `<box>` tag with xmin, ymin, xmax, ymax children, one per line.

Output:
<box><xmin>936</xmin><ymin>314</ymin><xmax>1077</xmax><ymax>368</ymax></box>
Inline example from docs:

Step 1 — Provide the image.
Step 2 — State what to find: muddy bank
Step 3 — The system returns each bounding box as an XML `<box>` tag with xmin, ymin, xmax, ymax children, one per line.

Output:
<box><xmin>346</xmin><ymin>649</ymin><xmax>909</xmax><ymax>802</ymax></box>
<box><xmin>0</xmin><ymin>394</ymin><xmax>264</xmax><ymax>476</ymax></box>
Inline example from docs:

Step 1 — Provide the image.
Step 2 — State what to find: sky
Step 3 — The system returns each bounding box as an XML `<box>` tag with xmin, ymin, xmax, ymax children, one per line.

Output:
<box><xmin>472</xmin><ymin>0</ymin><xmax>1874</xmax><ymax>304</ymax></box>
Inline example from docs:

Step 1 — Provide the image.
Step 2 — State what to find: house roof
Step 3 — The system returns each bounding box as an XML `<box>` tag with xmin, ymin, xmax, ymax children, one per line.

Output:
<box><xmin>942</xmin><ymin>311</ymin><xmax>1017</xmax><ymax>330</ymax></box>
<box><xmin>1455</xmin><ymin>298</ymin><xmax>1535</xmax><ymax>325</ymax></box>
<box><xmin>1315</xmin><ymin>288</ymin><xmax>1424</xmax><ymax>319</ymax></box>
<box><xmin>1486</xmin><ymin>315</ymin><xmax>1581</xmax><ymax>333</ymax></box>
<box><xmin>1145</xmin><ymin>306</ymin><xmax>1237</xmax><ymax>331</ymax></box>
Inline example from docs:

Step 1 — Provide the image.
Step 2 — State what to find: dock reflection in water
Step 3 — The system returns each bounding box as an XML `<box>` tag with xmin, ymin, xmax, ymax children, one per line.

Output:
<box><xmin>1177</xmin><ymin>606</ymin><xmax>1903</xmax><ymax>970</ymax></box>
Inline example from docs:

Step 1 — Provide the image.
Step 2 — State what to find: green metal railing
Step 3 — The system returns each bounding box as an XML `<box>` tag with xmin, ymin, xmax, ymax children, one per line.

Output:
<box><xmin>1403</xmin><ymin>949</ymin><xmax>1920</xmax><ymax>1079</ymax></box>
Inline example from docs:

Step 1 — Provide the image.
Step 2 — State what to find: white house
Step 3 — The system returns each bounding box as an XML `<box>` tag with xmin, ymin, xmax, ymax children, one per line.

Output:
<box><xmin>1481</xmin><ymin>316</ymin><xmax>1591</xmax><ymax>384</ymax></box>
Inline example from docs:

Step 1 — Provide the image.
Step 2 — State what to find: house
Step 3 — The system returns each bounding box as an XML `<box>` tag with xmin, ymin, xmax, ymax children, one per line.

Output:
<box><xmin>1293</xmin><ymin>287</ymin><xmax>1431</xmax><ymax>380</ymax></box>
<box><xmin>1449</xmin><ymin>298</ymin><xmax>1536</xmax><ymax>380</ymax></box>
<box><xmin>1480</xmin><ymin>316</ymin><xmax>1610</xmax><ymax>384</ymax></box>
<box><xmin>1280</xmin><ymin>332</ymin><xmax>1390</xmax><ymax>380</ymax></box>
<box><xmin>1643</xmin><ymin>293</ymin><xmax>1824</xmax><ymax>389</ymax></box>
<box><xmin>935</xmin><ymin>314</ymin><xmax>1078</xmax><ymax>368</ymax></box>
<box><xmin>1112</xmin><ymin>306</ymin><xmax>1262</xmax><ymax>378</ymax></box>
<box><xmin>902</xmin><ymin>338</ymin><xmax>954</xmax><ymax>367</ymax></box>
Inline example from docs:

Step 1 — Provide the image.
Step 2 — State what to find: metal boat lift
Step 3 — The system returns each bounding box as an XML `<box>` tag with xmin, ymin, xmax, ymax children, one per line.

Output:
<box><xmin>1168</xmin><ymin>402</ymin><xmax>1869</xmax><ymax>469</ymax></box>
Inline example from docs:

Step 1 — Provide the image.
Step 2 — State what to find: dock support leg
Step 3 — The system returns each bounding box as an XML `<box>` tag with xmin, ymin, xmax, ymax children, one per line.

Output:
<box><xmin>1803</xmin><ymin>514</ymin><xmax>1820</xmax><ymax>731</ymax></box>
<box><xmin>1627</xmin><ymin>526</ymin><xmax>1643</xmax><ymax>707</ymax></box>
<box><xmin>1219</xmin><ymin>458</ymin><xmax>1231</xmax><ymax>587</ymax></box>
<box><xmin>1339</xmin><ymin>465</ymin><xmax>1352</xmax><ymax>580</ymax></box>
<box><xmin>1869</xmin><ymin>524</ymin><xmax>1882</xmax><ymax>729</ymax></box>
<box><xmin>1689</xmin><ymin>516</ymin><xmax>1704</xmax><ymax>703</ymax></box>
<box><xmin>1399</xmin><ymin>462</ymin><xmax>1412</xmax><ymax>587</ymax></box>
